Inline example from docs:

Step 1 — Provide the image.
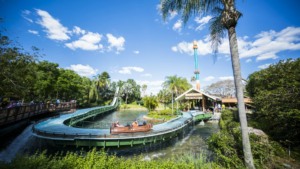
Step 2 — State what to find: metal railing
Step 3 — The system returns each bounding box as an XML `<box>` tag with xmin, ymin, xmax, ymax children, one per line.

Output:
<box><xmin>0</xmin><ymin>102</ymin><xmax>76</xmax><ymax>127</ymax></box>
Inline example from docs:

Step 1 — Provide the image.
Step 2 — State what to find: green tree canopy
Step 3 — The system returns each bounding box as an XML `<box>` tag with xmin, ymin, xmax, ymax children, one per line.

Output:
<box><xmin>246</xmin><ymin>58</ymin><xmax>300</xmax><ymax>146</ymax></box>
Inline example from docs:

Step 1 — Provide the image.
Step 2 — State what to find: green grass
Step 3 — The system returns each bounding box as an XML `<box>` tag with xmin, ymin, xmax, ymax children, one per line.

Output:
<box><xmin>147</xmin><ymin>109</ymin><xmax>178</xmax><ymax>121</ymax></box>
<box><xmin>120</xmin><ymin>103</ymin><xmax>147</xmax><ymax>110</ymax></box>
<box><xmin>0</xmin><ymin>149</ymin><xmax>223</xmax><ymax>169</ymax></box>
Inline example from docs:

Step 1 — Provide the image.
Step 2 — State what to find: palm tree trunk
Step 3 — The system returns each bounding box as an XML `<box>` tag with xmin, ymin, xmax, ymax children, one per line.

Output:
<box><xmin>228</xmin><ymin>27</ymin><xmax>255</xmax><ymax>169</ymax></box>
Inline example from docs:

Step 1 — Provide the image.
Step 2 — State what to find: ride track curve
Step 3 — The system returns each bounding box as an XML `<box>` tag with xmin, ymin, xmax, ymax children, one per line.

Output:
<box><xmin>32</xmin><ymin>88</ymin><xmax>212</xmax><ymax>148</ymax></box>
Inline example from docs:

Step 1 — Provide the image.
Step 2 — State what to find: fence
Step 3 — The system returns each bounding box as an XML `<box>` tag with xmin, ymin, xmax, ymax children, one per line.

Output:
<box><xmin>0</xmin><ymin>102</ymin><xmax>76</xmax><ymax>127</ymax></box>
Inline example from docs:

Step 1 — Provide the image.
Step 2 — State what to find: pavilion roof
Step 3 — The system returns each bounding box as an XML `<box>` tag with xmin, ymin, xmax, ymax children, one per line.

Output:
<box><xmin>175</xmin><ymin>88</ymin><xmax>221</xmax><ymax>101</ymax></box>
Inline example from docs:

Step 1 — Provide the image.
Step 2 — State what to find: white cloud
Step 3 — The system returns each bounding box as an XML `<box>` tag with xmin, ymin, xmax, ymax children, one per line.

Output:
<box><xmin>258</xmin><ymin>63</ymin><xmax>271</xmax><ymax>69</ymax></box>
<box><xmin>66</xmin><ymin>64</ymin><xmax>98</xmax><ymax>77</ymax></box>
<box><xmin>22</xmin><ymin>10</ymin><xmax>33</xmax><ymax>23</ymax></box>
<box><xmin>219</xmin><ymin>76</ymin><xmax>234</xmax><ymax>80</ymax></box>
<box><xmin>141</xmin><ymin>73</ymin><xmax>152</xmax><ymax>77</ymax></box>
<box><xmin>204</xmin><ymin>76</ymin><xmax>215</xmax><ymax>81</ymax></box>
<box><xmin>133</xmin><ymin>50</ymin><xmax>140</xmax><ymax>54</ymax></box>
<box><xmin>136</xmin><ymin>80</ymin><xmax>164</xmax><ymax>95</ymax></box>
<box><xmin>173</xmin><ymin>20</ymin><xmax>182</xmax><ymax>32</ymax></box>
<box><xmin>246</xmin><ymin>59</ymin><xmax>252</xmax><ymax>63</ymax></box>
<box><xmin>72</xmin><ymin>26</ymin><xmax>86</xmax><ymax>35</ymax></box>
<box><xmin>118</xmin><ymin>67</ymin><xmax>144</xmax><ymax>74</ymax></box>
<box><xmin>28</xmin><ymin>30</ymin><xmax>39</xmax><ymax>35</ymax></box>
<box><xmin>107</xmin><ymin>34</ymin><xmax>125</xmax><ymax>54</ymax></box>
<box><xmin>194</xmin><ymin>15</ymin><xmax>212</xmax><ymax>31</ymax></box>
<box><xmin>241</xmin><ymin>27</ymin><xmax>300</xmax><ymax>60</ymax></box>
<box><xmin>65</xmin><ymin>32</ymin><xmax>103</xmax><ymax>51</ymax></box>
<box><xmin>171</xmin><ymin>27</ymin><xmax>300</xmax><ymax>61</ymax></box>
<box><xmin>36</xmin><ymin>9</ymin><xmax>70</xmax><ymax>41</ymax></box>
<box><xmin>171</xmin><ymin>38</ymin><xmax>212</xmax><ymax>56</ymax></box>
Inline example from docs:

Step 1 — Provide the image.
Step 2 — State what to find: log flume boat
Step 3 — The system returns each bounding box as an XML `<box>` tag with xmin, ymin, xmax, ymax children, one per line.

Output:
<box><xmin>110</xmin><ymin>122</ymin><xmax>153</xmax><ymax>134</ymax></box>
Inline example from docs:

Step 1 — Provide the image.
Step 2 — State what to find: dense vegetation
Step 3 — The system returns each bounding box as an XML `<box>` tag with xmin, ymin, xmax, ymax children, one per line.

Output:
<box><xmin>0</xmin><ymin>149</ymin><xmax>222</xmax><ymax>169</ymax></box>
<box><xmin>208</xmin><ymin>109</ymin><xmax>288</xmax><ymax>168</ymax></box>
<box><xmin>148</xmin><ymin>109</ymin><xmax>177</xmax><ymax>121</ymax></box>
<box><xmin>0</xmin><ymin>33</ymin><xmax>141</xmax><ymax>108</ymax></box>
<box><xmin>246</xmin><ymin>59</ymin><xmax>300</xmax><ymax>148</ymax></box>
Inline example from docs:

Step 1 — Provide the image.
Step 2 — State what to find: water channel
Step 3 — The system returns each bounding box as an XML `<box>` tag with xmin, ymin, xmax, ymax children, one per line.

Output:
<box><xmin>0</xmin><ymin>110</ymin><xmax>219</xmax><ymax>162</ymax></box>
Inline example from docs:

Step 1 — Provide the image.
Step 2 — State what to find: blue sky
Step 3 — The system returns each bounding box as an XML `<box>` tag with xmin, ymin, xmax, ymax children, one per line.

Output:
<box><xmin>1</xmin><ymin>0</ymin><xmax>300</xmax><ymax>94</ymax></box>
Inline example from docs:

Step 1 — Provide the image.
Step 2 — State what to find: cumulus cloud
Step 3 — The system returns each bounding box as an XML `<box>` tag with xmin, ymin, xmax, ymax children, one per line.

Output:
<box><xmin>66</xmin><ymin>64</ymin><xmax>98</xmax><ymax>77</ymax></box>
<box><xmin>136</xmin><ymin>80</ymin><xmax>164</xmax><ymax>95</ymax></box>
<box><xmin>258</xmin><ymin>63</ymin><xmax>271</xmax><ymax>69</ymax></box>
<box><xmin>36</xmin><ymin>9</ymin><xmax>70</xmax><ymax>41</ymax></box>
<box><xmin>28</xmin><ymin>30</ymin><xmax>39</xmax><ymax>35</ymax></box>
<box><xmin>204</xmin><ymin>76</ymin><xmax>215</xmax><ymax>81</ymax></box>
<box><xmin>171</xmin><ymin>27</ymin><xmax>300</xmax><ymax>61</ymax></box>
<box><xmin>72</xmin><ymin>26</ymin><xmax>86</xmax><ymax>35</ymax></box>
<box><xmin>246</xmin><ymin>59</ymin><xmax>252</xmax><ymax>63</ymax></box>
<box><xmin>194</xmin><ymin>15</ymin><xmax>212</xmax><ymax>31</ymax></box>
<box><xmin>118</xmin><ymin>67</ymin><xmax>144</xmax><ymax>74</ymax></box>
<box><xmin>65</xmin><ymin>32</ymin><xmax>103</xmax><ymax>51</ymax></box>
<box><xmin>171</xmin><ymin>37</ymin><xmax>212</xmax><ymax>56</ymax></box>
<box><xmin>173</xmin><ymin>20</ymin><xmax>182</xmax><ymax>32</ymax></box>
<box><xmin>107</xmin><ymin>34</ymin><xmax>125</xmax><ymax>54</ymax></box>
<box><xmin>219</xmin><ymin>76</ymin><xmax>234</xmax><ymax>80</ymax></box>
<box><xmin>25</xmin><ymin>9</ymin><xmax>127</xmax><ymax>53</ymax></box>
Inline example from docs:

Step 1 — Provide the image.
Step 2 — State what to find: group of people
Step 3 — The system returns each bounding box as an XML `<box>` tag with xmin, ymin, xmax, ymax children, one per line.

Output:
<box><xmin>114</xmin><ymin>120</ymin><xmax>143</xmax><ymax>128</ymax></box>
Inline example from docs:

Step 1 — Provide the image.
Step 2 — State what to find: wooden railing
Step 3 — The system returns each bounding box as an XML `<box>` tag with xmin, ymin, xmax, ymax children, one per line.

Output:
<box><xmin>0</xmin><ymin>102</ymin><xmax>76</xmax><ymax>127</ymax></box>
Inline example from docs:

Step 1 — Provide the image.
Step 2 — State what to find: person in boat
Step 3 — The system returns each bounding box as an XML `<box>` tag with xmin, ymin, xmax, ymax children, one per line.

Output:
<box><xmin>132</xmin><ymin>120</ymin><xmax>138</xmax><ymax>127</ymax></box>
<box><xmin>115</xmin><ymin>121</ymin><xmax>123</xmax><ymax>127</ymax></box>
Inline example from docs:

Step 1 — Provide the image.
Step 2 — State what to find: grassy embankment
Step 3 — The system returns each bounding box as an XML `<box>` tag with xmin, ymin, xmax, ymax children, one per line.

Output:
<box><xmin>120</xmin><ymin>103</ymin><xmax>177</xmax><ymax>122</ymax></box>
<box><xmin>0</xmin><ymin>148</ymin><xmax>223</xmax><ymax>169</ymax></box>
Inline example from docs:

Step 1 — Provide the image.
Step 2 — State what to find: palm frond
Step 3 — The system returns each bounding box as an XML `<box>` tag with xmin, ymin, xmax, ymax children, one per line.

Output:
<box><xmin>161</xmin><ymin>0</ymin><xmax>184</xmax><ymax>21</ymax></box>
<box><xmin>161</xmin><ymin>0</ymin><xmax>223</xmax><ymax>25</ymax></box>
<box><xmin>209</xmin><ymin>11</ymin><xmax>226</xmax><ymax>55</ymax></box>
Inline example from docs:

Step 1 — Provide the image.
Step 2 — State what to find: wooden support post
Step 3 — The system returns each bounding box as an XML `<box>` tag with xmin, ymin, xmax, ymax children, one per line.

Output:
<box><xmin>202</xmin><ymin>95</ymin><xmax>206</xmax><ymax>111</ymax></box>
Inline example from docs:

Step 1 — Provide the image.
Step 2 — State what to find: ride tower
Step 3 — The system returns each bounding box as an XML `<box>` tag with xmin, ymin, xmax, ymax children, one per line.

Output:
<box><xmin>193</xmin><ymin>41</ymin><xmax>200</xmax><ymax>90</ymax></box>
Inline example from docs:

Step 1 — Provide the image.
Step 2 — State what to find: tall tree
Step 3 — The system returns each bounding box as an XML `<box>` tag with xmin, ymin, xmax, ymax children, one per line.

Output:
<box><xmin>34</xmin><ymin>61</ymin><xmax>60</xmax><ymax>100</ymax></box>
<box><xmin>161</xmin><ymin>0</ymin><xmax>255</xmax><ymax>168</ymax></box>
<box><xmin>141</xmin><ymin>84</ymin><xmax>147</xmax><ymax>97</ymax></box>
<box><xmin>0</xmin><ymin>33</ymin><xmax>37</xmax><ymax>101</ymax></box>
<box><xmin>163</xmin><ymin>75</ymin><xmax>191</xmax><ymax>113</ymax></box>
<box><xmin>204</xmin><ymin>79</ymin><xmax>236</xmax><ymax>97</ymax></box>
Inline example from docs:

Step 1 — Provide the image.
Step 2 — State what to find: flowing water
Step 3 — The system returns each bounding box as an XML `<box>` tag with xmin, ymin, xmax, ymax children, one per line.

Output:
<box><xmin>0</xmin><ymin>110</ymin><xmax>219</xmax><ymax>162</ymax></box>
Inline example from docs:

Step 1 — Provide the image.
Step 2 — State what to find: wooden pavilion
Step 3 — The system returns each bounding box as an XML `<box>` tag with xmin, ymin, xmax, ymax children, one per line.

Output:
<box><xmin>175</xmin><ymin>88</ymin><xmax>221</xmax><ymax>112</ymax></box>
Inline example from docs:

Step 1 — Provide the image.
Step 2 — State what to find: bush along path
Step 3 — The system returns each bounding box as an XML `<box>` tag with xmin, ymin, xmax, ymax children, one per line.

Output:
<box><xmin>208</xmin><ymin>109</ymin><xmax>300</xmax><ymax>168</ymax></box>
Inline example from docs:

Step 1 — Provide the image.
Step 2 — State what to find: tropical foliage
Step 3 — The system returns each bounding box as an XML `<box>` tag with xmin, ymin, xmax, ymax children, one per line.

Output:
<box><xmin>246</xmin><ymin>58</ymin><xmax>300</xmax><ymax>148</ymax></box>
<box><xmin>0</xmin><ymin>149</ymin><xmax>222</xmax><ymax>169</ymax></box>
<box><xmin>208</xmin><ymin>109</ymin><xmax>287</xmax><ymax>169</ymax></box>
<box><xmin>143</xmin><ymin>95</ymin><xmax>159</xmax><ymax>111</ymax></box>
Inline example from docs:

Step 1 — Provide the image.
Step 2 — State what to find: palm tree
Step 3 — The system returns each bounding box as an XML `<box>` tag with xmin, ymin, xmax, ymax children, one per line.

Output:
<box><xmin>163</xmin><ymin>75</ymin><xmax>191</xmax><ymax>113</ymax></box>
<box><xmin>161</xmin><ymin>1</ymin><xmax>255</xmax><ymax>168</ymax></box>
<box><xmin>142</xmin><ymin>84</ymin><xmax>147</xmax><ymax>97</ymax></box>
